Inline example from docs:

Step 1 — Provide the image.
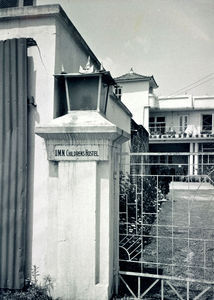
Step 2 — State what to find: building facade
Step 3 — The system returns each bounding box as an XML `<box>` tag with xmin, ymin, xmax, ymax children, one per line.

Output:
<box><xmin>116</xmin><ymin>70</ymin><xmax>214</xmax><ymax>176</ymax></box>
<box><xmin>149</xmin><ymin>95</ymin><xmax>214</xmax><ymax>176</ymax></box>
<box><xmin>115</xmin><ymin>68</ymin><xmax>158</xmax><ymax>131</ymax></box>
<box><xmin>0</xmin><ymin>3</ymin><xmax>132</xmax><ymax>299</ymax></box>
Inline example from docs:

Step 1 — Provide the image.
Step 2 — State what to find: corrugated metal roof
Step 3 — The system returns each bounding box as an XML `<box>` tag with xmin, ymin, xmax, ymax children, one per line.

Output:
<box><xmin>0</xmin><ymin>38</ymin><xmax>28</xmax><ymax>289</ymax></box>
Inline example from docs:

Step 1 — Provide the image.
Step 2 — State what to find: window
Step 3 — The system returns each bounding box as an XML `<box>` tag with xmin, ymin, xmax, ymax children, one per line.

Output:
<box><xmin>201</xmin><ymin>143</ymin><xmax>214</xmax><ymax>152</ymax></box>
<box><xmin>149</xmin><ymin>116</ymin><xmax>166</xmax><ymax>134</ymax></box>
<box><xmin>0</xmin><ymin>0</ymin><xmax>34</xmax><ymax>8</ymax></box>
<box><xmin>115</xmin><ymin>86</ymin><xmax>122</xmax><ymax>99</ymax></box>
<box><xmin>0</xmin><ymin>0</ymin><xmax>17</xmax><ymax>8</ymax></box>
<box><xmin>202</xmin><ymin>114</ymin><xmax>212</xmax><ymax>132</ymax></box>
<box><xmin>179</xmin><ymin>115</ymin><xmax>188</xmax><ymax>132</ymax></box>
<box><xmin>168</xmin><ymin>155</ymin><xmax>172</xmax><ymax>164</ymax></box>
<box><xmin>24</xmin><ymin>0</ymin><xmax>34</xmax><ymax>5</ymax></box>
<box><xmin>160</xmin><ymin>156</ymin><xmax>165</xmax><ymax>164</ymax></box>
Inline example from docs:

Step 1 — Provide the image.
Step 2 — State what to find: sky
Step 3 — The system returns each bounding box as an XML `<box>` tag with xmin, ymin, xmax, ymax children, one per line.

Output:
<box><xmin>37</xmin><ymin>0</ymin><xmax>214</xmax><ymax>96</ymax></box>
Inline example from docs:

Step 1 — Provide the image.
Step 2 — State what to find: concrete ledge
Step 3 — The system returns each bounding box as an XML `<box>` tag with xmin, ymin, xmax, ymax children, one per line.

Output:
<box><xmin>170</xmin><ymin>182</ymin><xmax>214</xmax><ymax>190</ymax></box>
<box><xmin>35</xmin><ymin>111</ymin><xmax>130</xmax><ymax>143</ymax></box>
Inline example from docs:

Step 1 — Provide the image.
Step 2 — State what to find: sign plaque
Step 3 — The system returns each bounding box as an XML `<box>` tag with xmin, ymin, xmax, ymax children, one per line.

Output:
<box><xmin>53</xmin><ymin>145</ymin><xmax>105</xmax><ymax>161</ymax></box>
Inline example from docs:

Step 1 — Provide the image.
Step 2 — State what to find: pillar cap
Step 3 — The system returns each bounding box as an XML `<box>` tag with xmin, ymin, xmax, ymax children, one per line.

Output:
<box><xmin>35</xmin><ymin>111</ymin><xmax>130</xmax><ymax>144</ymax></box>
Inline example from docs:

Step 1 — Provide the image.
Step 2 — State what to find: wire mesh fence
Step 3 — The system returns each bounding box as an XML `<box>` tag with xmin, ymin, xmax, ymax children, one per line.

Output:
<box><xmin>118</xmin><ymin>153</ymin><xmax>214</xmax><ymax>299</ymax></box>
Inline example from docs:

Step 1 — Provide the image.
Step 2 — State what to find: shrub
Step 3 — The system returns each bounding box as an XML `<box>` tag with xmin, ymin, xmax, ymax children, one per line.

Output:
<box><xmin>0</xmin><ymin>266</ymin><xmax>57</xmax><ymax>300</ymax></box>
<box><xmin>119</xmin><ymin>172</ymin><xmax>168</xmax><ymax>274</ymax></box>
<box><xmin>119</xmin><ymin>172</ymin><xmax>165</xmax><ymax>248</ymax></box>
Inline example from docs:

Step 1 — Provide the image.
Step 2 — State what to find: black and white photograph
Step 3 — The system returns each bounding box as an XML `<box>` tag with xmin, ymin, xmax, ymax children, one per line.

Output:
<box><xmin>0</xmin><ymin>0</ymin><xmax>214</xmax><ymax>299</ymax></box>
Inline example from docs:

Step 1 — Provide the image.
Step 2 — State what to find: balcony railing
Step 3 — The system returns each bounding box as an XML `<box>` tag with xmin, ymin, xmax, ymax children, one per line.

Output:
<box><xmin>149</xmin><ymin>125</ymin><xmax>214</xmax><ymax>139</ymax></box>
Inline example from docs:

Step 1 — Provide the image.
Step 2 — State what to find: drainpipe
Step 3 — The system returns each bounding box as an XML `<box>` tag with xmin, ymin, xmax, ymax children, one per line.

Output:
<box><xmin>112</xmin><ymin>129</ymin><xmax>125</xmax><ymax>297</ymax></box>
<box><xmin>104</xmin><ymin>84</ymin><xmax>110</xmax><ymax>115</ymax></box>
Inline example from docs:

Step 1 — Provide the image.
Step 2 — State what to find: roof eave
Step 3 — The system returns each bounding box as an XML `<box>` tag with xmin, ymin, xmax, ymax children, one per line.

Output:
<box><xmin>115</xmin><ymin>77</ymin><xmax>150</xmax><ymax>83</ymax></box>
<box><xmin>115</xmin><ymin>77</ymin><xmax>158</xmax><ymax>87</ymax></box>
<box><xmin>54</xmin><ymin>70</ymin><xmax>116</xmax><ymax>86</ymax></box>
<box><xmin>150</xmin><ymin>76</ymin><xmax>159</xmax><ymax>89</ymax></box>
<box><xmin>0</xmin><ymin>4</ymin><xmax>102</xmax><ymax>71</ymax></box>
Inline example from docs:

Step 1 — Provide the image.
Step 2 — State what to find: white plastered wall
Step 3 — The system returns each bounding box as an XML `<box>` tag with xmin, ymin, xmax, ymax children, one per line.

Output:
<box><xmin>0</xmin><ymin>16</ymin><xmax>57</xmax><ymax>278</ymax></box>
<box><xmin>120</xmin><ymin>81</ymin><xmax>149</xmax><ymax>127</ymax></box>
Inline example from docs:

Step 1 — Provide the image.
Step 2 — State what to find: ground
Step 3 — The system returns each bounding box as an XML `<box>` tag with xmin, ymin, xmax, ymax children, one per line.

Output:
<box><xmin>143</xmin><ymin>187</ymin><xmax>214</xmax><ymax>299</ymax></box>
<box><xmin>120</xmin><ymin>186</ymin><xmax>214</xmax><ymax>299</ymax></box>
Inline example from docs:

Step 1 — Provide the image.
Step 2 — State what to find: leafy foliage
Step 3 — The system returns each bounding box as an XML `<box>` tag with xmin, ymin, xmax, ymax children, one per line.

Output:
<box><xmin>0</xmin><ymin>266</ymin><xmax>57</xmax><ymax>300</ymax></box>
<box><xmin>119</xmin><ymin>172</ymin><xmax>167</xmax><ymax>266</ymax></box>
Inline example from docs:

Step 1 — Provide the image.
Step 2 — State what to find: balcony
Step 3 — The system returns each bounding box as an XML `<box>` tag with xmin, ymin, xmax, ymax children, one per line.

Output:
<box><xmin>157</xmin><ymin>95</ymin><xmax>193</xmax><ymax>111</ymax></box>
<box><xmin>194</xmin><ymin>96</ymin><xmax>214</xmax><ymax>110</ymax></box>
<box><xmin>149</xmin><ymin>125</ymin><xmax>214</xmax><ymax>141</ymax></box>
<box><xmin>150</xmin><ymin>95</ymin><xmax>214</xmax><ymax>111</ymax></box>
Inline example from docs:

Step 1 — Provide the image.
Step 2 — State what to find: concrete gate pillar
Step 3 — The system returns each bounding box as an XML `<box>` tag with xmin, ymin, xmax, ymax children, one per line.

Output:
<box><xmin>35</xmin><ymin>111</ymin><xmax>129</xmax><ymax>300</ymax></box>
